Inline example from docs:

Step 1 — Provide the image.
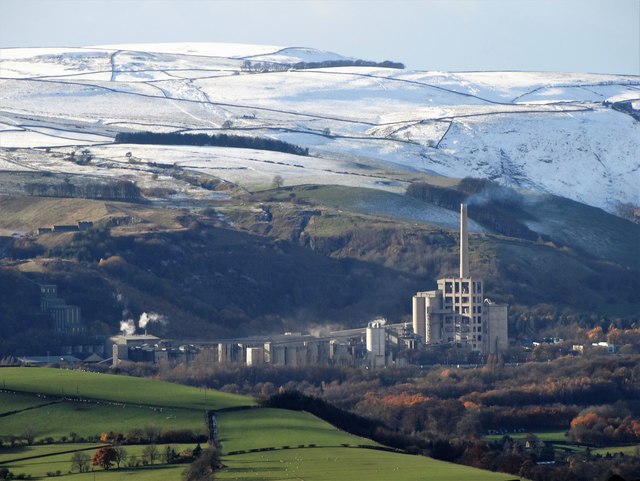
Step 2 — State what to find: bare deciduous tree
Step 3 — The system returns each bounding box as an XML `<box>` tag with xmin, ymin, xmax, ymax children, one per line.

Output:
<box><xmin>71</xmin><ymin>451</ymin><xmax>90</xmax><ymax>473</ymax></box>
<box><xmin>272</xmin><ymin>175</ymin><xmax>284</xmax><ymax>190</ymax></box>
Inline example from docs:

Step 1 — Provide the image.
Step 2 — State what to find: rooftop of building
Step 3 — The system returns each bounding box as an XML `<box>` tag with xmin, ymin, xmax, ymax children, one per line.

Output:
<box><xmin>110</xmin><ymin>334</ymin><xmax>161</xmax><ymax>342</ymax></box>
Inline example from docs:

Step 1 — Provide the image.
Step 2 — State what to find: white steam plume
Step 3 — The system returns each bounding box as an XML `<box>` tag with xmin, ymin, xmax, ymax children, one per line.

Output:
<box><xmin>120</xmin><ymin>319</ymin><xmax>136</xmax><ymax>336</ymax></box>
<box><xmin>139</xmin><ymin>312</ymin><xmax>167</xmax><ymax>329</ymax></box>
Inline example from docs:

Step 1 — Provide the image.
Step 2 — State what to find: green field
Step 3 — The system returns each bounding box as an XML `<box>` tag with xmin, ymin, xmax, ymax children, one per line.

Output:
<box><xmin>0</xmin><ymin>367</ymin><xmax>253</xmax><ymax>410</ymax></box>
<box><xmin>0</xmin><ymin>443</ymin><xmax>97</xmax><ymax>463</ymax></box>
<box><xmin>485</xmin><ymin>430</ymin><xmax>567</xmax><ymax>443</ymax></box>
<box><xmin>0</xmin><ymin>391</ymin><xmax>52</xmax><ymax>414</ymax></box>
<box><xmin>0</xmin><ymin>400</ymin><xmax>205</xmax><ymax>441</ymax></box>
<box><xmin>218</xmin><ymin>447</ymin><xmax>517</xmax><ymax>481</ymax></box>
<box><xmin>218</xmin><ymin>408</ymin><xmax>376</xmax><ymax>453</ymax></box>
<box><xmin>593</xmin><ymin>445</ymin><xmax>640</xmax><ymax>456</ymax></box>
<box><xmin>485</xmin><ymin>430</ymin><xmax>640</xmax><ymax>460</ymax></box>
<box><xmin>0</xmin><ymin>368</ymin><xmax>522</xmax><ymax>480</ymax></box>
<box><xmin>2</xmin><ymin>447</ymin><xmax>186</xmax><ymax>480</ymax></box>
<box><xmin>0</xmin><ymin>445</ymin><xmax>518</xmax><ymax>481</ymax></box>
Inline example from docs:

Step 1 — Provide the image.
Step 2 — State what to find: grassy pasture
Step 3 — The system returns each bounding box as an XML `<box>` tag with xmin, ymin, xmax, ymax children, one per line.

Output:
<box><xmin>2</xmin><ymin>445</ymin><xmax>521</xmax><ymax>481</ymax></box>
<box><xmin>0</xmin><ymin>398</ymin><xmax>205</xmax><ymax>441</ymax></box>
<box><xmin>0</xmin><ymin>391</ymin><xmax>52</xmax><ymax>414</ymax></box>
<box><xmin>485</xmin><ymin>430</ymin><xmax>567</xmax><ymax>443</ymax></box>
<box><xmin>485</xmin><ymin>431</ymin><xmax>640</xmax><ymax>460</ymax></box>
<box><xmin>217</xmin><ymin>408</ymin><xmax>376</xmax><ymax>453</ymax></box>
<box><xmin>593</xmin><ymin>445</ymin><xmax>640</xmax><ymax>456</ymax></box>
<box><xmin>0</xmin><ymin>443</ymin><xmax>97</xmax><ymax>463</ymax></box>
<box><xmin>0</xmin><ymin>367</ymin><xmax>253</xmax><ymax>410</ymax></box>
<box><xmin>0</xmin><ymin>368</ymin><xmax>525</xmax><ymax>480</ymax></box>
<box><xmin>1</xmin><ymin>443</ymin><xmax>192</xmax><ymax>480</ymax></box>
<box><xmin>49</xmin><ymin>466</ymin><xmax>186</xmax><ymax>481</ymax></box>
<box><xmin>218</xmin><ymin>447</ymin><xmax>518</xmax><ymax>481</ymax></box>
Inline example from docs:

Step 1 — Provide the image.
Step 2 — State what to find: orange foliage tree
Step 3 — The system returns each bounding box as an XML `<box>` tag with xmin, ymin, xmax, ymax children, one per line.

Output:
<box><xmin>92</xmin><ymin>447</ymin><xmax>117</xmax><ymax>470</ymax></box>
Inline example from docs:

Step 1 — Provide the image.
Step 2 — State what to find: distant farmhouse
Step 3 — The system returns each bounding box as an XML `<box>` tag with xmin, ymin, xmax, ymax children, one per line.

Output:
<box><xmin>37</xmin><ymin>221</ymin><xmax>93</xmax><ymax>236</ymax></box>
<box><xmin>413</xmin><ymin>204</ymin><xmax>508</xmax><ymax>355</ymax></box>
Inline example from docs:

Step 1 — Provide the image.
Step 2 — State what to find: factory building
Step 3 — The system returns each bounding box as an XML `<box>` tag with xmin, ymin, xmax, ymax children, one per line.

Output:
<box><xmin>217</xmin><ymin>342</ymin><xmax>245</xmax><ymax>364</ymax></box>
<box><xmin>39</xmin><ymin>284</ymin><xmax>84</xmax><ymax>336</ymax></box>
<box><xmin>246</xmin><ymin>347</ymin><xmax>264</xmax><ymax>366</ymax></box>
<box><xmin>109</xmin><ymin>333</ymin><xmax>197</xmax><ymax>365</ymax></box>
<box><xmin>366</xmin><ymin>319</ymin><xmax>387</xmax><ymax>368</ymax></box>
<box><xmin>179</xmin><ymin>325</ymin><xmax>410</xmax><ymax>369</ymax></box>
<box><xmin>110</xmin><ymin>333</ymin><xmax>161</xmax><ymax>366</ymax></box>
<box><xmin>413</xmin><ymin>204</ymin><xmax>508</xmax><ymax>354</ymax></box>
<box><xmin>50</xmin><ymin>305</ymin><xmax>82</xmax><ymax>335</ymax></box>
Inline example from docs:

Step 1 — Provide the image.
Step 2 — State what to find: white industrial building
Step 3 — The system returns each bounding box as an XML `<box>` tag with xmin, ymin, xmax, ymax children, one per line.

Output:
<box><xmin>366</xmin><ymin>319</ymin><xmax>387</xmax><ymax>368</ymax></box>
<box><xmin>209</xmin><ymin>324</ymin><xmax>412</xmax><ymax>369</ymax></box>
<box><xmin>413</xmin><ymin>204</ymin><xmax>508</xmax><ymax>355</ymax></box>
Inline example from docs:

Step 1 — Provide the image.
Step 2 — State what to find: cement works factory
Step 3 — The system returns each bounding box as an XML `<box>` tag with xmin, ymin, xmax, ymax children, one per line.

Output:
<box><xmin>28</xmin><ymin>204</ymin><xmax>508</xmax><ymax>369</ymax></box>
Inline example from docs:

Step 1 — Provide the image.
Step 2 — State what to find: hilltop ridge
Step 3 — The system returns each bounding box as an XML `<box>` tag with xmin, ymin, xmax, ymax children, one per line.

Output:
<box><xmin>0</xmin><ymin>42</ymin><xmax>638</xmax><ymax>215</ymax></box>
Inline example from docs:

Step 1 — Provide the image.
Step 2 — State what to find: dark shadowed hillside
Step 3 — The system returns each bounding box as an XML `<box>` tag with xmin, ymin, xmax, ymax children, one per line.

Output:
<box><xmin>0</xmin><ymin>177</ymin><xmax>638</xmax><ymax>356</ymax></box>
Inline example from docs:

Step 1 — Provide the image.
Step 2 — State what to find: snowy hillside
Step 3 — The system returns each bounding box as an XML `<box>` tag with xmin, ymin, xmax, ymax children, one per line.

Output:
<box><xmin>0</xmin><ymin>43</ymin><xmax>638</xmax><ymax>215</ymax></box>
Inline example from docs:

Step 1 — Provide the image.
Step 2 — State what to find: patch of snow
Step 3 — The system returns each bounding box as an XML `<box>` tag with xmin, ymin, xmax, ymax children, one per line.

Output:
<box><xmin>0</xmin><ymin>130</ymin><xmax>109</xmax><ymax>148</ymax></box>
<box><xmin>91</xmin><ymin>42</ymin><xmax>283</xmax><ymax>59</ymax></box>
<box><xmin>1</xmin><ymin>44</ymin><xmax>638</xmax><ymax>215</ymax></box>
<box><xmin>352</xmin><ymin>193</ymin><xmax>487</xmax><ymax>232</ymax></box>
<box><xmin>243</xmin><ymin>46</ymin><xmax>353</xmax><ymax>64</ymax></box>
<box><xmin>0</xmin><ymin>47</ymin><xmax>111</xmax><ymax>60</ymax></box>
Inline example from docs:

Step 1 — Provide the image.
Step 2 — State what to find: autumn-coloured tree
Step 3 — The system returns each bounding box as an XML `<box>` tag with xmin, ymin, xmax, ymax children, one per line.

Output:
<box><xmin>100</xmin><ymin>431</ymin><xmax>124</xmax><ymax>444</ymax></box>
<box><xmin>92</xmin><ymin>447</ymin><xmax>117</xmax><ymax>470</ymax></box>
<box><xmin>567</xmin><ymin>401</ymin><xmax>640</xmax><ymax>446</ymax></box>
<box><xmin>587</xmin><ymin>326</ymin><xmax>604</xmax><ymax>341</ymax></box>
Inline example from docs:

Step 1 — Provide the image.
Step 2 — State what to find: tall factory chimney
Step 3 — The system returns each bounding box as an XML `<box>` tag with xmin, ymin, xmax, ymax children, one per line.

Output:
<box><xmin>460</xmin><ymin>203</ymin><xmax>469</xmax><ymax>278</ymax></box>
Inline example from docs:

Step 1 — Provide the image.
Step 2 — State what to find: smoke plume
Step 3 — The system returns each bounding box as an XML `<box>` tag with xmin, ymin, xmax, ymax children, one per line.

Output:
<box><xmin>138</xmin><ymin>312</ymin><xmax>167</xmax><ymax>329</ymax></box>
<box><xmin>120</xmin><ymin>319</ymin><xmax>136</xmax><ymax>336</ymax></box>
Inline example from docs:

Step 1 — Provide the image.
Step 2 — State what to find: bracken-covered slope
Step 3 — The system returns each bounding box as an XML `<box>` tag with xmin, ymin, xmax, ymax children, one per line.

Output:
<box><xmin>0</xmin><ymin>42</ymin><xmax>638</xmax><ymax>215</ymax></box>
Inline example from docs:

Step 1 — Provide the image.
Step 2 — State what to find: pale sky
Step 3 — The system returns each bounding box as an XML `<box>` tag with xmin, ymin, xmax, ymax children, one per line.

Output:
<box><xmin>1</xmin><ymin>0</ymin><xmax>638</xmax><ymax>74</ymax></box>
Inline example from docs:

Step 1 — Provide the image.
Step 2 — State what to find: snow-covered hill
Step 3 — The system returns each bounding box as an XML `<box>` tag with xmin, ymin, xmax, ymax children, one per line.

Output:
<box><xmin>0</xmin><ymin>43</ymin><xmax>638</xmax><ymax>215</ymax></box>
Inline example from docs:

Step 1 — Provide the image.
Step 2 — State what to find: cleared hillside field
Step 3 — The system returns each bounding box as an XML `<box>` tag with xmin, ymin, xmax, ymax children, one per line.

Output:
<box><xmin>1</xmin><ymin>446</ymin><xmax>518</xmax><ymax>481</ymax></box>
<box><xmin>0</xmin><ymin>367</ymin><xmax>254</xmax><ymax>409</ymax></box>
<box><xmin>0</xmin><ymin>399</ymin><xmax>206</xmax><ymax>441</ymax></box>
<box><xmin>217</xmin><ymin>408</ymin><xmax>377</xmax><ymax>453</ymax></box>
<box><xmin>0</xmin><ymin>443</ymin><xmax>96</xmax><ymax>463</ymax></box>
<box><xmin>0</xmin><ymin>368</ymin><xmax>521</xmax><ymax>480</ymax></box>
<box><xmin>218</xmin><ymin>447</ymin><xmax>518</xmax><ymax>481</ymax></box>
<box><xmin>0</xmin><ymin>444</ymin><xmax>187</xmax><ymax>480</ymax></box>
<box><xmin>0</xmin><ymin>391</ymin><xmax>52</xmax><ymax>414</ymax></box>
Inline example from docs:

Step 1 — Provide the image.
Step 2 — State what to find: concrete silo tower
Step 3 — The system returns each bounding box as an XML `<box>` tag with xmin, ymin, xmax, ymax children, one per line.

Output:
<box><xmin>366</xmin><ymin>319</ymin><xmax>387</xmax><ymax>368</ymax></box>
<box><xmin>413</xmin><ymin>204</ymin><xmax>508</xmax><ymax>354</ymax></box>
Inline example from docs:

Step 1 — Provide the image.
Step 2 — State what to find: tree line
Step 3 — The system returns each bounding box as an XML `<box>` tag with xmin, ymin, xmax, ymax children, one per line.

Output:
<box><xmin>115</xmin><ymin>131</ymin><xmax>309</xmax><ymax>157</ymax></box>
<box><xmin>241</xmin><ymin>58</ymin><xmax>405</xmax><ymax>73</ymax></box>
